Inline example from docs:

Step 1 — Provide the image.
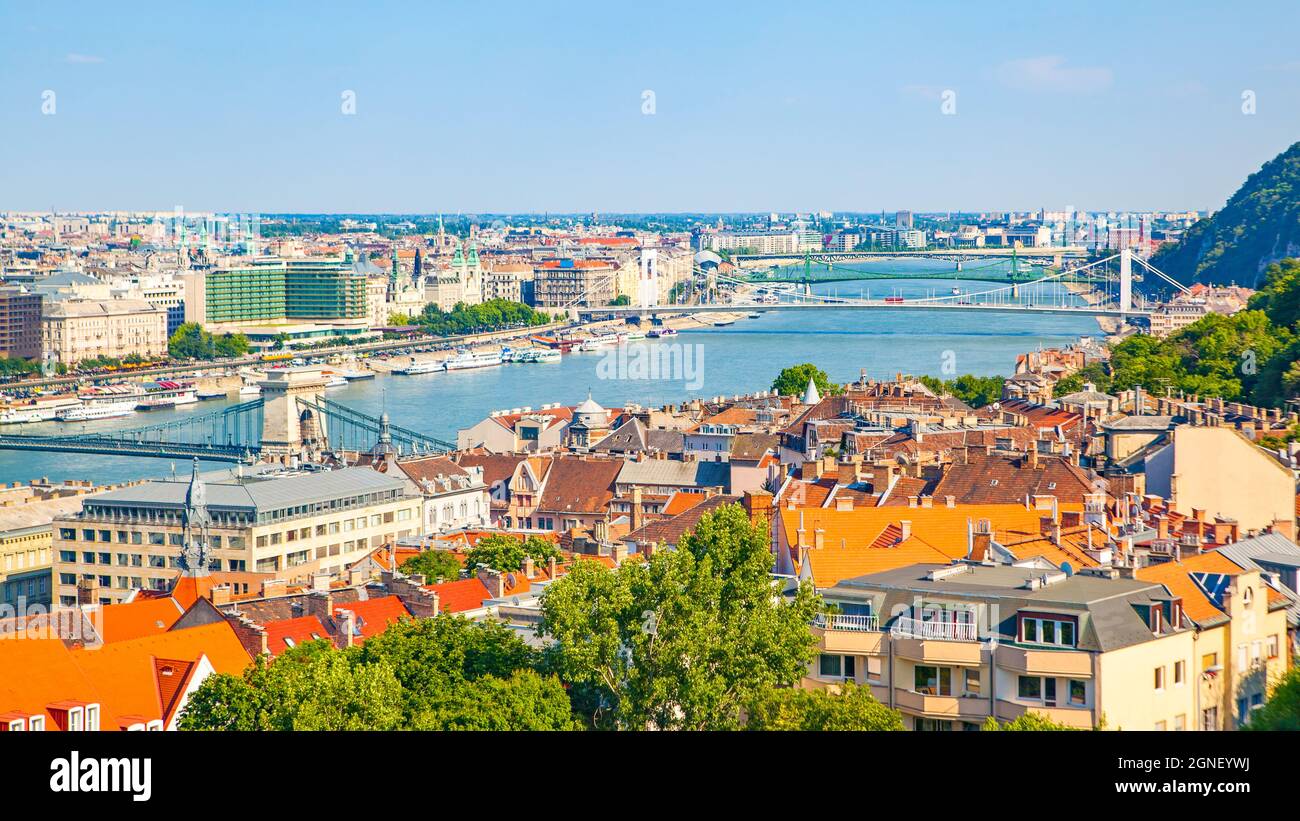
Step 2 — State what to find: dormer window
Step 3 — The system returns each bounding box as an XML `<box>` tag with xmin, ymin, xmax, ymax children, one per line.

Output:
<box><xmin>1019</xmin><ymin>614</ymin><xmax>1077</xmax><ymax>647</ymax></box>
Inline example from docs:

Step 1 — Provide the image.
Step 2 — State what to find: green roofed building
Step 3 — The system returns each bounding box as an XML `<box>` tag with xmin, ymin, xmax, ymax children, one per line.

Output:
<box><xmin>181</xmin><ymin>256</ymin><xmax>371</xmax><ymax>343</ymax></box>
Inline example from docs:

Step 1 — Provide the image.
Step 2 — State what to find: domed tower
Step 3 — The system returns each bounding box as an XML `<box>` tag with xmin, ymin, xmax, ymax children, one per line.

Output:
<box><xmin>568</xmin><ymin>393</ymin><xmax>609</xmax><ymax>448</ymax></box>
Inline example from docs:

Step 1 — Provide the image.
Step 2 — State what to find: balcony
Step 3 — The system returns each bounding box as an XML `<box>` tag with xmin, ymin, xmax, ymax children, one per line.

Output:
<box><xmin>996</xmin><ymin>644</ymin><xmax>1093</xmax><ymax>678</ymax></box>
<box><xmin>890</xmin><ymin>616</ymin><xmax>983</xmax><ymax>665</ymax></box>
<box><xmin>896</xmin><ymin>689</ymin><xmax>991</xmax><ymax>720</ymax></box>
<box><xmin>995</xmin><ymin>698</ymin><xmax>1095</xmax><ymax>729</ymax></box>
<box><xmin>813</xmin><ymin>613</ymin><xmax>884</xmax><ymax>654</ymax></box>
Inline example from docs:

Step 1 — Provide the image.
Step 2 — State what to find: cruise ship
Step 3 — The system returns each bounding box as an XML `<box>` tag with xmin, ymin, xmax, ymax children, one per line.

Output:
<box><xmin>577</xmin><ymin>333</ymin><xmax>621</xmax><ymax>351</ymax></box>
<box><xmin>58</xmin><ymin>399</ymin><xmax>138</xmax><ymax>422</ymax></box>
<box><xmin>136</xmin><ymin>381</ymin><xmax>199</xmax><ymax>410</ymax></box>
<box><xmin>396</xmin><ymin>359</ymin><xmax>443</xmax><ymax>375</ymax></box>
<box><xmin>443</xmin><ymin>349</ymin><xmax>503</xmax><ymax>371</ymax></box>
<box><xmin>0</xmin><ymin>395</ymin><xmax>83</xmax><ymax>424</ymax></box>
<box><xmin>647</xmin><ymin>327</ymin><xmax>678</xmax><ymax>338</ymax></box>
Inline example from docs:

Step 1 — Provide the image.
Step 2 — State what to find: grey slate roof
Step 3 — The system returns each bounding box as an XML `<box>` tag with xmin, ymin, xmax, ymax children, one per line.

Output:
<box><xmin>614</xmin><ymin>459</ymin><xmax>730</xmax><ymax>490</ymax></box>
<box><xmin>826</xmin><ymin>562</ymin><xmax>1182</xmax><ymax>653</ymax></box>
<box><xmin>86</xmin><ymin>467</ymin><xmax>409</xmax><ymax>514</ymax></box>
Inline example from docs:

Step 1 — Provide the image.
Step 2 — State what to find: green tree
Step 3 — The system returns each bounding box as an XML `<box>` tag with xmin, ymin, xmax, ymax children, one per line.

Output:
<box><xmin>1052</xmin><ymin>362</ymin><xmax>1113</xmax><ymax>396</ymax></box>
<box><xmin>178</xmin><ymin>641</ymin><xmax>404</xmax><ymax>731</ymax></box>
<box><xmin>465</xmin><ymin>534</ymin><xmax>559</xmax><ymax>572</ymax></box>
<box><xmin>981</xmin><ymin>713</ymin><xmax>1080</xmax><ymax>731</ymax></box>
<box><xmin>181</xmin><ymin>615</ymin><xmax>578</xmax><ymax>731</ymax></box>
<box><xmin>744</xmin><ymin>683</ymin><xmax>904</xmax><ymax>730</ymax></box>
<box><xmin>1243</xmin><ymin>666</ymin><xmax>1300</xmax><ymax>730</ymax></box>
<box><xmin>539</xmin><ymin>503</ymin><xmax>823</xmax><ymax>730</ymax></box>
<box><xmin>919</xmin><ymin>374</ymin><xmax>1006</xmax><ymax>408</ymax></box>
<box><xmin>399</xmin><ymin>549</ymin><xmax>463</xmax><ymax>582</ymax></box>
<box><xmin>772</xmin><ymin>363</ymin><xmax>839</xmax><ymax>398</ymax></box>
<box><xmin>168</xmin><ymin>322</ymin><xmax>215</xmax><ymax>360</ymax></box>
<box><xmin>610</xmin><ymin>294</ymin><xmax>631</xmax><ymax>306</ymax></box>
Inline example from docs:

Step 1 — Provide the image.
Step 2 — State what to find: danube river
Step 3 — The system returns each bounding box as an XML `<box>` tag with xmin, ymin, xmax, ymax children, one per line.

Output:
<box><xmin>0</xmin><ymin>267</ymin><xmax>1100</xmax><ymax>485</ymax></box>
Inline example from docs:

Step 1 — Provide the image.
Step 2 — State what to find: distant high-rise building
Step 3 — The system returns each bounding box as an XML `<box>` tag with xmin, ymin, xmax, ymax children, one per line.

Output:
<box><xmin>896</xmin><ymin>210</ymin><xmax>913</xmax><ymax>229</ymax></box>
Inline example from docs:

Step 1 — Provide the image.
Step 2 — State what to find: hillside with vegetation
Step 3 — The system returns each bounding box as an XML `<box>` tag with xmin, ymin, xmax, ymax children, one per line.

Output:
<box><xmin>1151</xmin><ymin>141</ymin><xmax>1300</xmax><ymax>288</ymax></box>
<box><xmin>1056</xmin><ymin>259</ymin><xmax>1300</xmax><ymax>425</ymax></box>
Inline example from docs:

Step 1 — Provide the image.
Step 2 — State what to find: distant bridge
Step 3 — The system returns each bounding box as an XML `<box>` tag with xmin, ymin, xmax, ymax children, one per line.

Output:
<box><xmin>730</xmin><ymin>246</ymin><xmax>1088</xmax><ymax>268</ymax></box>
<box><xmin>584</xmin><ymin>250</ymin><xmax>1189</xmax><ymax>321</ymax></box>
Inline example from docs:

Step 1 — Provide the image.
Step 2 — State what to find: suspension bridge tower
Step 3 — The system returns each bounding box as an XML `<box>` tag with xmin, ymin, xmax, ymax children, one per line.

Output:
<box><xmin>260</xmin><ymin>367</ymin><xmax>330</xmax><ymax>464</ymax></box>
<box><xmin>1119</xmin><ymin>247</ymin><xmax>1133</xmax><ymax>314</ymax></box>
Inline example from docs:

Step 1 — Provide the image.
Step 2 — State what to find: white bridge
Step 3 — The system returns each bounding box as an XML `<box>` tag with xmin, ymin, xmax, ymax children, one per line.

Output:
<box><xmin>573</xmin><ymin>249</ymin><xmax>1188</xmax><ymax>320</ymax></box>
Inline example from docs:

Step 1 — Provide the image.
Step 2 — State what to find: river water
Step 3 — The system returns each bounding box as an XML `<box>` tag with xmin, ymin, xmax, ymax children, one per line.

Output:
<box><xmin>0</xmin><ymin>260</ymin><xmax>1100</xmax><ymax>484</ymax></box>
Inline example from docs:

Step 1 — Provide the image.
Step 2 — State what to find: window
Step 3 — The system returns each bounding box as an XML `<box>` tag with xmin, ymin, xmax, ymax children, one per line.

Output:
<box><xmin>67</xmin><ymin>707</ymin><xmax>84</xmax><ymax>732</ymax></box>
<box><xmin>818</xmin><ymin>654</ymin><xmax>842</xmax><ymax>678</ymax></box>
<box><xmin>28</xmin><ymin>716</ymin><xmax>44</xmax><ymax>731</ymax></box>
<box><xmin>1069</xmin><ymin>679</ymin><xmax>1086</xmax><ymax>706</ymax></box>
<box><xmin>1202</xmin><ymin>652</ymin><xmax>1218</xmax><ymax>669</ymax></box>
<box><xmin>85</xmin><ymin>704</ymin><xmax>100</xmax><ymax>732</ymax></box>
<box><xmin>1174</xmin><ymin>660</ymin><xmax>1184</xmax><ymax>685</ymax></box>
<box><xmin>1020</xmin><ymin>616</ymin><xmax>1075</xmax><ymax>647</ymax></box>
<box><xmin>915</xmin><ymin>666</ymin><xmax>952</xmax><ymax>696</ymax></box>
<box><xmin>866</xmin><ymin>656</ymin><xmax>883</xmax><ymax>681</ymax></box>
<box><xmin>964</xmin><ymin>668</ymin><xmax>981</xmax><ymax>695</ymax></box>
<box><xmin>1154</xmin><ymin>666</ymin><xmax>1166</xmax><ymax>691</ymax></box>
<box><xmin>1154</xmin><ymin>720</ymin><xmax>1166</xmax><ymax>731</ymax></box>
<box><xmin>1268</xmin><ymin>635</ymin><xmax>1280</xmax><ymax>660</ymax></box>
<box><xmin>1174</xmin><ymin>714</ymin><xmax>1186</xmax><ymax>731</ymax></box>
<box><xmin>1017</xmin><ymin>675</ymin><xmax>1041</xmax><ymax>700</ymax></box>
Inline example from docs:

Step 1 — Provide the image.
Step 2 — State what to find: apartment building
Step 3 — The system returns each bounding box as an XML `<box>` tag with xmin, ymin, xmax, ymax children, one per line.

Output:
<box><xmin>532</xmin><ymin>258</ymin><xmax>620</xmax><ymax>308</ymax></box>
<box><xmin>807</xmin><ymin>561</ymin><xmax>1286</xmax><ymax>730</ymax></box>
<box><xmin>0</xmin><ymin>287</ymin><xmax>42</xmax><ymax>359</ymax></box>
<box><xmin>51</xmin><ymin>465</ymin><xmax>420</xmax><ymax>607</ymax></box>
<box><xmin>40</xmin><ymin>298</ymin><xmax>168</xmax><ymax>366</ymax></box>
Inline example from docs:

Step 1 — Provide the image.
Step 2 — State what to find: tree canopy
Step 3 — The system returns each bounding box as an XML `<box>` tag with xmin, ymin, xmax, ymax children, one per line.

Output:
<box><xmin>538</xmin><ymin>503</ymin><xmax>824</xmax><ymax>730</ymax></box>
<box><xmin>772</xmin><ymin>363</ymin><xmax>840</xmax><ymax>398</ymax></box>
<box><xmin>919</xmin><ymin>374</ymin><xmax>1005</xmax><ymax>408</ymax></box>
<box><xmin>745</xmin><ymin>683</ymin><xmax>903</xmax><ymax>731</ymax></box>
<box><xmin>465</xmin><ymin>534</ymin><xmax>561</xmax><ymax>573</ymax></box>
<box><xmin>179</xmin><ymin>616</ymin><xmax>577</xmax><ymax>731</ymax></box>
<box><xmin>168</xmin><ymin>322</ymin><xmax>251</xmax><ymax>360</ymax></box>
<box><xmin>1243</xmin><ymin>665</ymin><xmax>1300</xmax><ymax>730</ymax></box>
<box><xmin>411</xmin><ymin>299</ymin><xmax>551</xmax><ymax>337</ymax></box>
<box><xmin>398</xmin><ymin>549</ymin><xmax>463</xmax><ymax>582</ymax></box>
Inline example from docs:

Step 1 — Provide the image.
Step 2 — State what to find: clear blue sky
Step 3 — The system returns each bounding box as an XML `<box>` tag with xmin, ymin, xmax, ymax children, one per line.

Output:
<box><xmin>2</xmin><ymin>0</ymin><xmax>1298</xmax><ymax>214</ymax></box>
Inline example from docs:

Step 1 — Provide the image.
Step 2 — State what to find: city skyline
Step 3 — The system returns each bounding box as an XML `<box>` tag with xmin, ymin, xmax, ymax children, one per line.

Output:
<box><xmin>2</xmin><ymin>0</ymin><xmax>1299</xmax><ymax>213</ymax></box>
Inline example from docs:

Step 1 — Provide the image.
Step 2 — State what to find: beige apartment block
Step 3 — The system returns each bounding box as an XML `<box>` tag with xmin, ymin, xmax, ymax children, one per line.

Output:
<box><xmin>1145</xmin><ymin>425</ymin><xmax>1296</xmax><ymax>537</ymax></box>
<box><xmin>806</xmin><ymin>561</ymin><xmax>1286</xmax><ymax>731</ymax></box>
<box><xmin>41</xmin><ymin>298</ymin><xmax>168</xmax><ymax>365</ymax></box>
<box><xmin>51</xmin><ymin>466</ymin><xmax>421</xmax><ymax>607</ymax></box>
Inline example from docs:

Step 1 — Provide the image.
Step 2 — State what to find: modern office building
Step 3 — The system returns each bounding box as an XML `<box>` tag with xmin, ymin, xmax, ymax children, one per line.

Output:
<box><xmin>182</xmin><ymin>256</ymin><xmax>369</xmax><ymax>335</ymax></box>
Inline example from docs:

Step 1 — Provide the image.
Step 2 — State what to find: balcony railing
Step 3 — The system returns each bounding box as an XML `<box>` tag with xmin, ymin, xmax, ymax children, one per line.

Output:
<box><xmin>814</xmin><ymin>613</ymin><xmax>880</xmax><ymax>632</ymax></box>
<box><xmin>890</xmin><ymin>616</ymin><xmax>978</xmax><ymax>642</ymax></box>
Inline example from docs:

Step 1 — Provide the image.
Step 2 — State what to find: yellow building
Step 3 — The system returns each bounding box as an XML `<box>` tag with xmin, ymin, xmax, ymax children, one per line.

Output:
<box><xmin>1144</xmin><ymin>425</ymin><xmax>1296</xmax><ymax>538</ymax></box>
<box><xmin>1136</xmin><ymin>550</ymin><xmax>1290</xmax><ymax>729</ymax></box>
<box><xmin>40</xmin><ymin>298</ymin><xmax>168</xmax><ymax>366</ymax></box>
<box><xmin>807</xmin><ymin>560</ymin><xmax>1286</xmax><ymax>731</ymax></box>
<box><xmin>0</xmin><ymin>484</ymin><xmax>109</xmax><ymax>609</ymax></box>
<box><xmin>51</xmin><ymin>464</ymin><xmax>421</xmax><ymax>607</ymax></box>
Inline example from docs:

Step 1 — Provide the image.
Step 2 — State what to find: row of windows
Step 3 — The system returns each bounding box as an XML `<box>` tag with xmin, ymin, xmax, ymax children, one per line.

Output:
<box><xmin>59</xmin><ymin>528</ymin><xmax>245</xmax><ymax>549</ymax></box>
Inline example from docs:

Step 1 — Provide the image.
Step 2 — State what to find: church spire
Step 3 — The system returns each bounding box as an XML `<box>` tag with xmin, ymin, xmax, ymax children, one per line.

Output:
<box><xmin>178</xmin><ymin>458</ymin><xmax>211</xmax><ymax>577</ymax></box>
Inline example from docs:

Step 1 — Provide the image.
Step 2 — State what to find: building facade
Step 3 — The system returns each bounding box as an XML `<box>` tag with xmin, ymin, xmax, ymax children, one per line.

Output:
<box><xmin>40</xmin><ymin>299</ymin><xmax>168</xmax><ymax>366</ymax></box>
<box><xmin>51</xmin><ymin>466</ymin><xmax>421</xmax><ymax>607</ymax></box>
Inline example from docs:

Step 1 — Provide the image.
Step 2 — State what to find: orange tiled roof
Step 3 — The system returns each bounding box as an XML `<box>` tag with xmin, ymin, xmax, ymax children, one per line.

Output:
<box><xmin>262</xmin><ymin>615</ymin><xmax>331</xmax><ymax>656</ymax></box>
<box><xmin>334</xmin><ymin>596</ymin><xmax>411</xmax><ymax>641</ymax></box>
<box><xmin>96</xmin><ymin>596</ymin><xmax>186</xmax><ymax>643</ymax></box>
<box><xmin>425</xmin><ymin>577</ymin><xmax>492</xmax><ymax>614</ymax></box>
<box><xmin>1135</xmin><ymin>550</ymin><xmax>1285</xmax><ymax>624</ymax></box>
